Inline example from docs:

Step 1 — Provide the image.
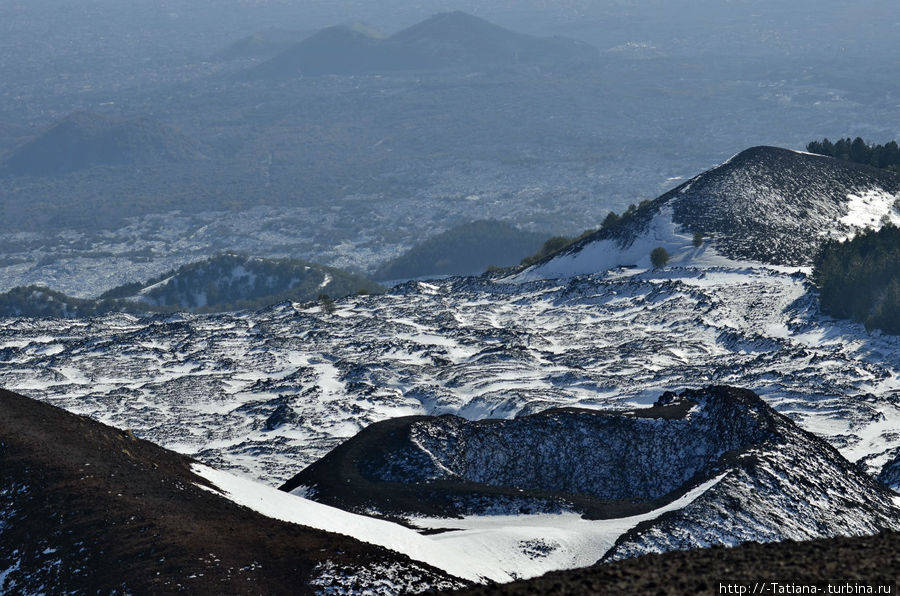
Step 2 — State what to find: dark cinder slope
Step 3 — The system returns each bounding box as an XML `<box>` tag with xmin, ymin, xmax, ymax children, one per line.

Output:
<box><xmin>0</xmin><ymin>388</ymin><xmax>465</xmax><ymax>594</ymax></box>
<box><xmin>459</xmin><ymin>532</ymin><xmax>900</xmax><ymax>595</ymax></box>
<box><xmin>667</xmin><ymin>146</ymin><xmax>900</xmax><ymax>264</ymax></box>
<box><xmin>250</xmin><ymin>11</ymin><xmax>597</xmax><ymax>78</ymax></box>
<box><xmin>530</xmin><ymin>146</ymin><xmax>900</xmax><ymax>274</ymax></box>
<box><xmin>282</xmin><ymin>386</ymin><xmax>900</xmax><ymax>556</ymax></box>
<box><xmin>1</xmin><ymin>112</ymin><xmax>203</xmax><ymax>177</ymax></box>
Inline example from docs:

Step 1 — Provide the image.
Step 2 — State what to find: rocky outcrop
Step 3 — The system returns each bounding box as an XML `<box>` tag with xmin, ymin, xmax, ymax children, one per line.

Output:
<box><xmin>283</xmin><ymin>386</ymin><xmax>900</xmax><ymax>559</ymax></box>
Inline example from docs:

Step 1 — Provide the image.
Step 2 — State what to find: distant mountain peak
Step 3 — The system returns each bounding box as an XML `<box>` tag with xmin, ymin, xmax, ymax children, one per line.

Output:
<box><xmin>389</xmin><ymin>10</ymin><xmax>509</xmax><ymax>41</ymax></box>
<box><xmin>1</xmin><ymin>111</ymin><xmax>203</xmax><ymax>177</ymax></box>
<box><xmin>247</xmin><ymin>12</ymin><xmax>597</xmax><ymax>79</ymax></box>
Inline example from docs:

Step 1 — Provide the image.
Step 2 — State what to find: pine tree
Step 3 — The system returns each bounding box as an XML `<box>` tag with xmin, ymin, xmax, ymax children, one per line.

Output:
<box><xmin>650</xmin><ymin>247</ymin><xmax>670</xmax><ymax>268</ymax></box>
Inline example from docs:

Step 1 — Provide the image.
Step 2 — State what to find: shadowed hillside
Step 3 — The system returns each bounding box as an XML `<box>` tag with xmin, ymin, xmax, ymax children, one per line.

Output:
<box><xmin>374</xmin><ymin>220</ymin><xmax>547</xmax><ymax>281</ymax></box>
<box><xmin>1</xmin><ymin>112</ymin><xmax>204</xmax><ymax>176</ymax></box>
<box><xmin>0</xmin><ymin>388</ymin><xmax>465</xmax><ymax>594</ymax></box>
<box><xmin>0</xmin><ymin>254</ymin><xmax>382</xmax><ymax>317</ymax></box>
<box><xmin>250</xmin><ymin>11</ymin><xmax>597</xmax><ymax>78</ymax></box>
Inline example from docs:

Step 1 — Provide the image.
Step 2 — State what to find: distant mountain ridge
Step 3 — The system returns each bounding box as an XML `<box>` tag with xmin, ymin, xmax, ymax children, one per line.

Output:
<box><xmin>373</xmin><ymin>220</ymin><xmax>547</xmax><ymax>281</ymax></box>
<box><xmin>1</xmin><ymin>111</ymin><xmax>204</xmax><ymax>177</ymax></box>
<box><xmin>249</xmin><ymin>11</ymin><xmax>598</xmax><ymax>78</ymax></box>
<box><xmin>213</xmin><ymin>28</ymin><xmax>314</xmax><ymax>61</ymax></box>
<box><xmin>0</xmin><ymin>253</ymin><xmax>381</xmax><ymax>317</ymax></box>
<box><xmin>523</xmin><ymin>146</ymin><xmax>900</xmax><ymax>278</ymax></box>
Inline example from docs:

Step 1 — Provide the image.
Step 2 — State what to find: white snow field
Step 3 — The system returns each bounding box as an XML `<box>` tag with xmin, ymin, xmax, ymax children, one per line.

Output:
<box><xmin>193</xmin><ymin>463</ymin><xmax>725</xmax><ymax>583</ymax></box>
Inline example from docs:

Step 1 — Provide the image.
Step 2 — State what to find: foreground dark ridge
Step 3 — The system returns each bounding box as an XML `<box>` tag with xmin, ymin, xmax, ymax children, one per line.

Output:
<box><xmin>0</xmin><ymin>388</ymin><xmax>465</xmax><ymax>594</ymax></box>
<box><xmin>456</xmin><ymin>532</ymin><xmax>900</xmax><ymax>595</ymax></box>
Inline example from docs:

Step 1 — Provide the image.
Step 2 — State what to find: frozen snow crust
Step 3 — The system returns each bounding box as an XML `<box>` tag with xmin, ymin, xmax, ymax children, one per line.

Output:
<box><xmin>285</xmin><ymin>386</ymin><xmax>900</xmax><ymax>558</ymax></box>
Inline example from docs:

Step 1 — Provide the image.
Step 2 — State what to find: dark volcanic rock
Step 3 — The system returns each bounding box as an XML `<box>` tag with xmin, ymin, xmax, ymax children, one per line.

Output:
<box><xmin>0</xmin><ymin>388</ymin><xmax>466</xmax><ymax>594</ymax></box>
<box><xmin>283</xmin><ymin>386</ymin><xmax>900</xmax><ymax>558</ymax></box>
<box><xmin>876</xmin><ymin>449</ymin><xmax>900</xmax><ymax>491</ymax></box>
<box><xmin>532</xmin><ymin>146</ymin><xmax>900</xmax><ymax>273</ymax></box>
<box><xmin>458</xmin><ymin>531</ymin><xmax>900</xmax><ymax>595</ymax></box>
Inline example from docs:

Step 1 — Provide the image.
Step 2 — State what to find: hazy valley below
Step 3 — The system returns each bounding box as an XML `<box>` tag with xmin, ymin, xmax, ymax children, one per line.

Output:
<box><xmin>1</xmin><ymin>2</ymin><xmax>898</xmax><ymax>298</ymax></box>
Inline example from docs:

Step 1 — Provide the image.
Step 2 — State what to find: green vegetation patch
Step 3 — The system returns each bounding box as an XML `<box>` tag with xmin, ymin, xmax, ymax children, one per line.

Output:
<box><xmin>807</xmin><ymin>137</ymin><xmax>900</xmax><ymax>174</ymax></box>
<box><xmin>813</xmin><ymin>225</ymin><xmax>900</xmax><ymax>334</ymax></box>
<box><xmin>0</xmin><ymin>253</ymin><xmax>382</xmax><ymax>318</ymax></box>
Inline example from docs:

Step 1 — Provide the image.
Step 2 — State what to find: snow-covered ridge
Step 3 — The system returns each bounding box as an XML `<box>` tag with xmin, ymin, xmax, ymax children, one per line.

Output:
<box><xmin>193</xmin><ymin>462</ymin><xmax>725</xmax><ymax>582</ymax></box>
<box><xmin>514</xmin><ymin>205</ymin><xmax>745</xmax><ymax>281</ymax></box>
<box><xmin>192</xmin><ymin>463</ymin><xmax>510</xmax><ymax>583</ymax></box>
<box><xmin>524</xmin><ymin>146</ymin><xmax>900</xmax><ymax>279</ymax></box>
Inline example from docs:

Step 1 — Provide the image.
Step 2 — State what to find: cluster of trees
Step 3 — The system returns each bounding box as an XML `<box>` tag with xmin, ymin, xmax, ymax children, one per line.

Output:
<box><xmin>650</xmin><ymin>247</ymin><xmax>670</xmax><ymax>268</ymax></box>
<box><xmin>518</xmin><ymin>200</ymin><xmax>653</xmax><ymax>268</ymax></box>
<box><xmin>0</xmin><ymin>254</ymin><xmax>382</xmax><ymax>318</ymax></box>
<box><xmin>0</xmin><ymin>286</ymin><xmax>146</xmax><ymax>318</ymax></box>
<box><xmin>812</xmin><ymin>225</ymin><xmax>900</xmax><ymax>334</ymax></box>
<box><xmin>806</xmin><ymin>138</ymin><xmax>900</xmax><ymax>173</ymax></box>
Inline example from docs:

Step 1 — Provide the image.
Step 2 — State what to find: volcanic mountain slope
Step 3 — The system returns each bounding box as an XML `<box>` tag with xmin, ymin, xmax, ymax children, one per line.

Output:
<box><xmin>1</xmin><ymin>112</ymin><xmax>203</xmax><ymax>177</ymax></box>
<box><xmin>283</xmin><ymin>387</ymin><xmax>900</xmax><ymax>556</ymax></box>
<box><xmin>0</xmin><ymin>388</ymin><xmax>472</xmax><ymax>594</ymax></box>
<box><xmin>250</xmin><ymin>11</ymin><xmax>597</xmax><ymax>78</ymax></box>
<box><xmin>523</xmin><ymin>146</ymin><xmax>900</xmax><ymax>278</ymax></box>
<box><xmin>213</xmin><ymin>28</ymin><xmax>314</xmax><ymax>61</ymax></box>
<box><xmin>250</xmin><ymin>25</ymin><xmax>391</xmax><ymax>77</ymax></box>
<box><xmin>461</xmin><ymin>532</ymin><xmax>900</xmax><ymax>596</ymax></box>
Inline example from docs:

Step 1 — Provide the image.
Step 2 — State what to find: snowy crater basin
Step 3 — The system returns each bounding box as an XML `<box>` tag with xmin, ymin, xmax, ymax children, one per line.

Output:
<box><xmin>192</xmin><ymin>462</ymin><xmax>725</xmax><ymax>583</ymax></box>
<box><xmin>281</xmin><ymin>388</ymin><xmax>771</xmax><ymax>523</ymax></box>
